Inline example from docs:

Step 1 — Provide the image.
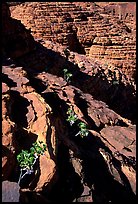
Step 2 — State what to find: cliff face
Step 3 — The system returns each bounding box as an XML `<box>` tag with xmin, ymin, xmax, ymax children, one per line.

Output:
<box><xmin>2</xmin><ymin>3</ymin><xmax>136</xmax><ymax>203</ymax></box>
<box><xmin>96</xmin><ymin>2</ymin><xmax>136</xmax><ymax>21</ymax></box>
<box><xmin>10</xmin><ymin>2</ymin><xmax>136</xmax><ymax>81</ymax></box>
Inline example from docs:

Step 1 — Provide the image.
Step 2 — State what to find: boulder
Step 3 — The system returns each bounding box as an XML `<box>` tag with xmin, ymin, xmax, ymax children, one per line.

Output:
<box><xmin>2</xmin><ymin>181</ymin><xmax>20</xmax><ymax>202</ymax></box>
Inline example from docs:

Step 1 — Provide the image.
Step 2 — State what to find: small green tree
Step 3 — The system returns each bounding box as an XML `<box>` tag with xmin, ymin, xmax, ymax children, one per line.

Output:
<box><xmin>75</xmin><ymin>122</ymin><xmax>89</xmax><ymax>138</ymax></box>
<box><xmin>66</xmin><ymin>106</ymin><xmax>89</xmax><ymax>138</ymax></box>
<box><xmin>17</xmin><ymin>141</ymin><xmax>46</xmax><ymax>184</ymax></box>
<box><xmin>63</xmin><ymin>69</ymin><xmax>72</xmax><ymax>83</ymax></box>
<box><xmin>66</xmin><ymin>107</ymin><xmax>78</xmax><ymax>126</ymax></box>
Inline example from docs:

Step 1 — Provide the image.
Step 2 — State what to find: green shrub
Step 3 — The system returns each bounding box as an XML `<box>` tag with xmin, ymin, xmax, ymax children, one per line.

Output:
<box><xmin>75</xmin><ymin>122</ymin><xmax>89</xmax><ymax>138</ymax></box>
<box><xmin>66</xmin><ymin>107</ymin><xmax>89</xmax><ymax>138</ymax></box>
<box><xmin>63</xmin><ymin>69</ymin><xmax>72</xmax><ymax>83</ymax></box>
<box><xmin>66</xmin><ymin>107</ymin><xmax>78</xmax><ymax>126</ymax></box>
<box><xmin>112</xmin><ymin>80</ymin><xmax>119</xmax><ymax>85</ymax></box>
<box><xmin>17</xmin><ymin>141</ymin><xmax>46</xmax><ymax>184</ymax></box>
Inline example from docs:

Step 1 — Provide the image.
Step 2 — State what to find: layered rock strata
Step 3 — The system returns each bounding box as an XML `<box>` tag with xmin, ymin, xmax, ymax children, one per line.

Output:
<box><xmin>2</xmin><ymin>3</ymin><xmax>136</xmax><ymax>202</ymax></box>
<box><xmin>10</xmin><ymin>2</ymin><xmax>136</xmax><ymax>80</ymax></box>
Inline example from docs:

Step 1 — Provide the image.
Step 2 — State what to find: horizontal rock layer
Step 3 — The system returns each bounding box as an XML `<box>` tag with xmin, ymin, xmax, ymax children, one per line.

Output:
<box><xmin>10</xmin><ymin>2</ymin><xmax>136</xmax><ymax>80</ymax></box>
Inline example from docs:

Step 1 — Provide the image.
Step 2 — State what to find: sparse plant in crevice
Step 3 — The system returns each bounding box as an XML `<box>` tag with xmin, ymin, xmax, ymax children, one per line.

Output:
<box><xmin>63</xmin><ymin>68</ymin><xmax>72</xmax><ymax>83</ymax></box>
<box><xmin>75</xmin><ymin>122</ymin><xmax>89</xmax><ymax>138</ymax></box>
<box><xmin>17</xmin><ymin>141</ymin><xmax>46</xmax><ymax>185</ymax></box>
<box><xmin>66</xmin><ymin>107</ymin><xmax>78</xmax><ymax>126</ymax></box>
<box><xmin>112</xmin><ymin>80</ymin><xmax>119</xmax><ymax>85</ymax></box>
<box><xmin>66</xmin><ymin>107</ymin><xmax>89</xmax><ymax>138</ymax></box>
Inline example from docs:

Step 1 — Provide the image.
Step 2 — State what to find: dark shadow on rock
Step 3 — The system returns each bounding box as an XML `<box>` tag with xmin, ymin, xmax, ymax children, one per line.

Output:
<box><xmin>46</xmin><ymin>124</ymin><xmax>56</xmax><ymax>163</ymax></box>
<box><xmin>13</xmin><ymin>127</ymin><xmax>38</xmax><ymax>151</ymax></box>
<box><xmin>66</xmin><ymin>24</ymin><xmax>86</xmax><ymax>54</ymax></box>
<box><xmin>42</xmin><ymin>91</ymin><xmax>69</xmax><ymax>163</ymax></box>
<box><xmin>73</xmin><ymin>88</ymin><xmax>130</xmax><ymax>129</ymax></box>
<box><xmin>2</xmin><ymin>73</ymin><xmax>17</xmax><ymax>87</ymax></box>
<box><xmin>9</xmin><ymin>90</ymin><xmax>30</xmax><ymax>128</ymax></box>
<box><xmin>19</xmin><ymin>190</ymin><xmax>51</xmax><ymax>203</ymax></box>
<box><xmin>43</xmin><ymin>142</ymin><xmax>84</xmax><ymax>202</ymax></box>
<box><xmin>42</xmin><ymin>92</ymin><xmax>68</xmax><ymax>116</ymax></box>
<box><xmin>74</xmin><ymin>89</ymin><xmax>105</xmax><ymax>131</ymax></box>
<box><xmin>28</xmin><ymin>77</ymin><xmax>48</xmax><ymax>93</ymax></box>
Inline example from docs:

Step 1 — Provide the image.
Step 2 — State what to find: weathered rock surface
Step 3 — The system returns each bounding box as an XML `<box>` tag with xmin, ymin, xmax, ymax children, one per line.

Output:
<box><xmin>2</xmin><ymin>2</ymin><xmax>136</xmax><ymax>203</ymax></box>
<box><xmin>10</xmin><ymin>2</ymin><xmax>136</xmax><ymax>80</ymax></box>
<box><xmin>2</xmin><ymin>82</ymin><xmax>17</xmax><ymax>180</ymax></box>
<box><xmin>2</xmin><ymin>59</ymin><xmax>135</xmax><ymax>201</ymax></box>
<box><xmin>2</xmin><ymin>63</ymin><xmax>57</xmax><ymax>193</ymax></box>
<box><xmin>2</xmin><ymin>181</ymin><xmax>20</xmax><ymax>202</ymax></box>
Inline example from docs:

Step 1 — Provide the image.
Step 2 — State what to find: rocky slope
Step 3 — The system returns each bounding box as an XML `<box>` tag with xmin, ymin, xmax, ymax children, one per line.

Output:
<box><xmin>10</xmin><ymin>2</ymin><xmax>136</xmax><ymax>81</ymax></box>
<box><xmin>2</xmin><ymin>3</ymin><xmax>136</xmax><ymax>203</ymax></box>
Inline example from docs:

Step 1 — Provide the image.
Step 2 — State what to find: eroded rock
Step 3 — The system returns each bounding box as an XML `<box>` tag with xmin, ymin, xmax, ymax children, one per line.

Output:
<box><xmin>10</xmin><ymin>2</ymin><xmax>136</xmax><ymax>80</ymax></box>
<box><xmin>2</xmin><ymin>64</ymin><xmax>57</xmax><ymax>193</ymax></box>
<box><xmin>2</xmin><ymin>2</ymin><xmax>136</xmax><ymax>202</ymax></box>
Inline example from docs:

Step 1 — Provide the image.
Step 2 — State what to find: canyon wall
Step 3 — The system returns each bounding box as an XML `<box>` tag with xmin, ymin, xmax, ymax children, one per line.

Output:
<box><xmin>10</xmin><ymin>2</ymin><xmax>136</xmax><ymax>80</ymax></box>
<box><xmin>2</xmin><ymin>3</ymin><xmax>136</xmax><ymax>203</ymax></box>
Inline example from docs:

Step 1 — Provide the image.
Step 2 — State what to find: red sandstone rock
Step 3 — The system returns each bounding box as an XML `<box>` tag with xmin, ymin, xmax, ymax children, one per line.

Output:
<box><xmin>35</xmin><ymin>70</ymin><xmax>136</xmax><ymax>198</ymax></box>
<box><xmin>10</xmin><ymin>2</ymin><xmax>136</xmax><ymax>80</ymax></box>
<box><xmin>35</xmin><ymin>155</ymin><xmax>57</xmax><ymax>192</ymax></box>
<box><xmin>100</xmin><ymin>126</ymin><xmax>136</xmax><ymax>193</ymax></box>
<box><xmin>2</xmin><ymin>82</ymin><xmax>10</xmax><ymax>94</ymax></box>
<box><xmin>2</xmin><ymin>64</ymin><xmax>57</xmax><ymax>192</ymax></box>
<box><xmin>100</xmin><ymin>126</ymin><xmax>136</xmax><ymax>157</ymax></box>
<box><xmin>2</xmin><ymin>3</ymin><xmax>136</xmax><ymax>202</ymax></box>
<box><xmin>2</xmin><ymin>90</ymin><xmax>17</xmax><ymax>180</ymax></box>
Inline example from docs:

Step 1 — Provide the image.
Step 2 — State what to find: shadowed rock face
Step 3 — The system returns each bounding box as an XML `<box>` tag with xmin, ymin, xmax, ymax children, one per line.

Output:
<box><xmin>2</xmin><ymin>3</ymin><xmax>136</xmax><ymax>203</ymax></box>
<box><xmin>2</xmin><ymin>3</ymin><xmax>36</xmax><ymax>59</ymax></box>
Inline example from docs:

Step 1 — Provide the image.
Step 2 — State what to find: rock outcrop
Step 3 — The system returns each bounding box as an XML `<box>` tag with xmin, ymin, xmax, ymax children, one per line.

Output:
<box><xmin>2</xmin><ymin>2</ymin><xmax>136</xmax><ymax>203</ymax></box>
<box><xmin>10</xmin><ymin>2</ymin><xmax>136</xmax><ymax>81</ymax></box>
<box><xmin>2</xmin><ymin>63</ymin><xmax>57</xmax><ymax>193</ymax></box>
<box><xmin>2</xmin><ymin>81</ymin><xmax>17</xmax><ymax>180</ymax></box>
